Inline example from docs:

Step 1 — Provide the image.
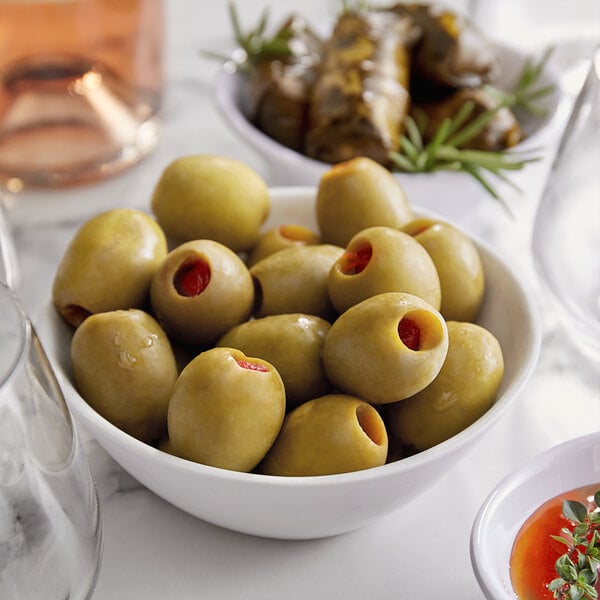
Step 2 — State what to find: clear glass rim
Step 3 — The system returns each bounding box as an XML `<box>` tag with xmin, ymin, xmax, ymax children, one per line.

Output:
<box><xmin>0</xmin><ymin>282</ymin><xmax>30</xmax><ymax>397</ymax></box>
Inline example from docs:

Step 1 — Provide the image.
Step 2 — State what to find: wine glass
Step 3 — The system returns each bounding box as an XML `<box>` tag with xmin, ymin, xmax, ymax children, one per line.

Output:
<box><xmin>532</xmin><ymin>47</ymin><xmax>600</xmax><ymax>362</ymax></box>
<box><xmin>0</xmin><ymin>195</ymin><xmax>18</xmax><ymax>288</ymax></box>
<box><xmin>0</xmin><ymin>283</ymin><xmax>103</xmax><ymax>599</ymax></box>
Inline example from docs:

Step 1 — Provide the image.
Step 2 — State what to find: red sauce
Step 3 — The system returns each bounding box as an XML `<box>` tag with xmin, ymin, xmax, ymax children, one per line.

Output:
<box><xmin>510</xmin><ymin>484</ymin><xmax>600</xmax><ymax>599</ymax></box>
<box><xmin>174</xmin><ymin>259</ymin><xmax>211</xmax><ymax>297</ymax></box>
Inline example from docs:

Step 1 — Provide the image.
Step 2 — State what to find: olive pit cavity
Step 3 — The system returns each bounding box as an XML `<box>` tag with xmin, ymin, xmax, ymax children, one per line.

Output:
<box><xmin>356</xmin><ymin>404</ymin><xmax>386</xmax><ymax>446</ymax></box>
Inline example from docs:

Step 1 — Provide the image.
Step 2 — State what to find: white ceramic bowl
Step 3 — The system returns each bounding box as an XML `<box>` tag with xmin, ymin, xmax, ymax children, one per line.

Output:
<box><xmin>471</xmin><ymin>431</ymin><xmax>600</xmax><ymax>599</ymax></box>
<box><xmin>213</xmin><ymin>43</ymin><xmax>565</xmax><ymax>215</ymax></box>
<box><xmin>38</xmin><ymin>187</ymin><xmax>541</xmax><ymax>540</ymax></box>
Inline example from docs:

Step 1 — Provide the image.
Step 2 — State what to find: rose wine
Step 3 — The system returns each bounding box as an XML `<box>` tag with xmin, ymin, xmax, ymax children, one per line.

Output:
<box><xmin>0</xmin><ymin>0</ymin><xmax>163</xmax><ymax>187</ymax></box>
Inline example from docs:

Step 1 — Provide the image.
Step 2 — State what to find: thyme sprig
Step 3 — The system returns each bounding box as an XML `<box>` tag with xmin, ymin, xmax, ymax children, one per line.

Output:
<box><xmin>548</xmin><ymin>491</ymin><xmax>600</xmax><ymax>600</ymax></box>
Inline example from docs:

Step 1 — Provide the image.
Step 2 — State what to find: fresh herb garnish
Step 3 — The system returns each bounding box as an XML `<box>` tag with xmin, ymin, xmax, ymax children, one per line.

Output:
<box><xmin>389</xmin><ymin>49</ymin><xmax>554</xmax><ymax>211</ymax></box>
<box><xmin>389</xmin><ymin>105</ymin><xmax>539</xmax><ymax>215</ymax></box>
<box><xmin>548</xmin><ymin>490</ymin><xmax>600</xmax><ymax>600</ymax></box>
<box><xmin>203</xmin><ymin>2</ymin><xmax>293</xmax><ymax>71</ymax></box>
<box><xmin>215</xmin><ymin>5</ymin><xmax>555</xmax><ymax>212</ymax></box>
<box><xmin>485</xmin><ymin>46</ymin><xmax>556</xmax><ymax>116</ymax></box>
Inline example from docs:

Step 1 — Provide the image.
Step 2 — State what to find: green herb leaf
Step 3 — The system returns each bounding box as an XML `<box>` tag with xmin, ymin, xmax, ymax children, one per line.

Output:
<box><xmin>569</xmin><ymin>586</ymin><xmax>584</xmax><ymax>600</ymax></box>
<box><xmin>389</xmin><ymin>48</ymin><xmax>556</xmax><ymax>212</ymax></box>
<box><xmin>486</xmin><ymin>46</ymin><xmax>555</xmax><ymax>116</ymax></box>
<box><xmin>552</xmin><ymin>535</ymin><xmax>574</xmax><ymax>549</ymax></box>
<box><xmin>208</xmin><ymin>2</ymin><xmax>294</xmax><ymax>71</ymax></box>
<box><xmin>403</xmin><ymin>116</ymin><xmax>423</xmax><ymax>151</ymax></box>
<box><xmin>556</xmin><ymin>555</ymin><xmax>579</xmax><ymax>581</ymax></box>
<box><xmin>564</xmin><ymin>500</ymin><xmax>590</xmax><ymax>524</ymax></box>
<box><xmin>549</xmin><ymin>490</ymin><xmax>600</xmax><ymax>599</ymax></box>
<box><xmin>549</xmin><ymin>578</ymin><xmax>566</xmax><ymax>591</ymax></box>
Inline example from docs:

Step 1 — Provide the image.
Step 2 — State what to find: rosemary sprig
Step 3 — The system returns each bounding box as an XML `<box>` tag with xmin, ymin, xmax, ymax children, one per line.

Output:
<box><xmin>390</xmin><ymin>49</ymin><xmax>554</xmax><ymax>211</ymax></box>
<box><xmin>485</xmin><ymin>46</ymin><xmax>555</xmax><ymax>116</ymax></box>
<box><xmin>548</xmin><ymin>490</ymin><xmax>600</xmax><ymax>600</ymax></box>
<box><xmin>203</xmin><ymin>2</ymin><xmax>293</xmax><ymax>70</ymax></box>
<box><xmin>389</xmin><ymin>107</ymin><xmax>539</xmax><ymax>215</ymax></box>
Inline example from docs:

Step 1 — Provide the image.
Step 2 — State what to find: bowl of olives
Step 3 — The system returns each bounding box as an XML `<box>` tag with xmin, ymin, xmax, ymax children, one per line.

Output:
<box><xmin>212</xmin><ymin>3</ymin><xmax>565</xmax><ymax>217</ymax></box>
<box><xmin>39</xmin><ymin>154</ymin><xmax>541</xmax><ymax>540</ymax></box>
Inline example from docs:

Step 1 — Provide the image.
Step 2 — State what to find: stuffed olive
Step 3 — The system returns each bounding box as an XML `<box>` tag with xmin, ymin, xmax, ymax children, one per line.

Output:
<box><xmin>151</xmin><ymin>155</ymin><xmax>270</xmax><ymax>252</ymax></box>
<box><xmin>387</xmin><ymin>321</ymin><xmax>504</xmax><ymax>451</ymax></box>
<box><xmin>328</xmin><ymin>226</ymin><xmax>441</xmax><ymax>314</ymax></box>
<box><xmin>70</xmin><ymin>309</ymin><xmax>178</xmax><ymax>443</ymax></box>
<box><xmin>52</xmin><ymin>208</ymin><xmax>167</xmax><ymax>327</ymax></box>
<box><xmin>250</xmin><ymin>244</ymin><xmax>343</xmax><ymax>320</ymax></box>
<box><xmin>217</xmin><ymin>313</ymin><xmax>332</xmax><ymax>409</ymax></box>
<box><xmin>402</xmin><ymin>218</ymin><xmax>484</xmax><ymax>322</ymax></box>
<box><xmin>259</xmin><ymin>394</ymin><xmax>388</xmax><ymax>476</ymax></box>
<box><xmin>167</xmin><ymin>347</ymin><xmax>286</xmax><ymax>473</ymax></box>
<box><xmin>316</xmin><ymin>157</ymin><xmax>414</xmax><ymax>247</ymax></box>
<box><xmin>322</xmin><ymin>292</ymin><xmax>448</xmax><ymax>404</ymax></box>
<box><xmin>248</xmin><ymin>224</ymin><xmax>321</xmax><ymax>267</ymax></box>
<box><xmin>150</xmin><ymin>240</ymin><xmax>254</xmax><ymax>347</ymax></box>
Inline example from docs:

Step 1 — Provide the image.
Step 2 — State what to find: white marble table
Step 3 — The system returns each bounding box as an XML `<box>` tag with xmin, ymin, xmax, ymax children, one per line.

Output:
<box><xmin>2</xmin><ymin>2</ymin><xmax>599</xmax><ymax>598</ymax></box>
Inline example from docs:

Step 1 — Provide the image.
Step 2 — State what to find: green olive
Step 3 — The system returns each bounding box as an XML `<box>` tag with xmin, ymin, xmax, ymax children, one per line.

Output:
<box><xmin>217</xmin><ymin>313</ymin><xmax>332</xmax><ymax>409</ymax></box>
<box><xmin>328</xmin><ymin>226</ymin><xmax>441</xmax><ymax>314</ymax></box>
<box><xmin>250</xmin><ymin>244</ymin><xmax>343</xmax><ymax>320</ymax></box>
<box><xmin>248</xmin><ymin>224</ymin><xmax>321</xmax><ymax>267</ymax></box>
<box><xmin>316</xmin><ymin>157</ymin><xmax>414</xmax><ymax>247</ymax></box>
<box><xmin>158</xmin><ymin>437</ymin><xmax>175</xmax><ymax>455</ymax></box>
<box><xmin>387</xmin><ymin>321</ymin><xmax>504</xmax><ymax>451</ymax></box>
<box><xmin>70</xmin><ymin>309</ymin><xmax>178</xmax><ymax>443</ymax></box>
<box><xmin>322</xmin><ymin>292</ymin><xmax>449</xmax><ymax>404</ymax></box>
<box><xmin>259</xmin><ymin>394</ymin><xmax>388</xmax><ymax>476</ymax></box>
<box><xmin>151</xmin><ymin>155</ymin><xmax>270</xmax><ymax>252</ymax></box>
<box><xmin>52</xmin><ymin>208</ymin><xmax>167</xmax><ymax>327</ymax></box>
<box><xmin>150</xmin><ymin>239</ymin><xmax>254</xmax><ymax>347</ymax></box>
<box><xmin>167</xmin><ymin>347</ymin><xmax>286</xmax><ymax>472</ymax></box>
<box><xmin>402</xmin><ymin>218</ymin><xmax>484</xmax><ymax>322</ymax></box>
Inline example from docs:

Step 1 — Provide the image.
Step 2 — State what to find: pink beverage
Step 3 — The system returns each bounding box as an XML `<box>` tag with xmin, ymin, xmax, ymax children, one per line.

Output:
<box><xmin>0</xmin><ymin>0</ymin><xmax>163</xmax><ymax>188</ymax></box>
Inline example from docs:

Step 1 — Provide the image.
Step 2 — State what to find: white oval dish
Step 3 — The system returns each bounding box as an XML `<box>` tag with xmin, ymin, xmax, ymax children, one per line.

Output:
<box><xmin>470</xmin><ymin>431</ymin><xmax>600</xmax><ymax>599</ymax></box>
<box><xmin>38</xmin><ymin>187</ymin><xmax>541</xmax><ymax>540</ymax></box>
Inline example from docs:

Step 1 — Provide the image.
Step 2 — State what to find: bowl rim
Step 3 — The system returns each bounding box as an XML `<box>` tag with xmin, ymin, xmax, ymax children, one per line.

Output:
<box><xmin>212</xmin><ymin>40</ymin><xmax>567</xmax><ymax>174</ymax></box>
<box><xmin>470</xmin><ymin>430</ymin><xmax>600</xmax><ymax>599</ymax></box>
<box><xmin>44</xmin><ymin>186</ymin><xmax>542</xmax><ymax>490</ymax></box>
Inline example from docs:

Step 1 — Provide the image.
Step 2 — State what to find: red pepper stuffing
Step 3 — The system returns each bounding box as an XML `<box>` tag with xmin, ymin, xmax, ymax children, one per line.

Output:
<box><xmin>174</xmin><ymin>259</ymin><xmax>211</xmax><ymax>297</ymax></box>
<box><xmin>398</xmin><ymin>317</ymin><xmax>420</xmax><ymax>350</ymax></box>
<box><xmin>340</xmin><ymin>243</ymin><xmax>372</xmax><ymax>275</ymax></box>
<box><xmin>236</xmin><ymin>359</ymin><xmax>268</xmax><ymax>372</ymax></box>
